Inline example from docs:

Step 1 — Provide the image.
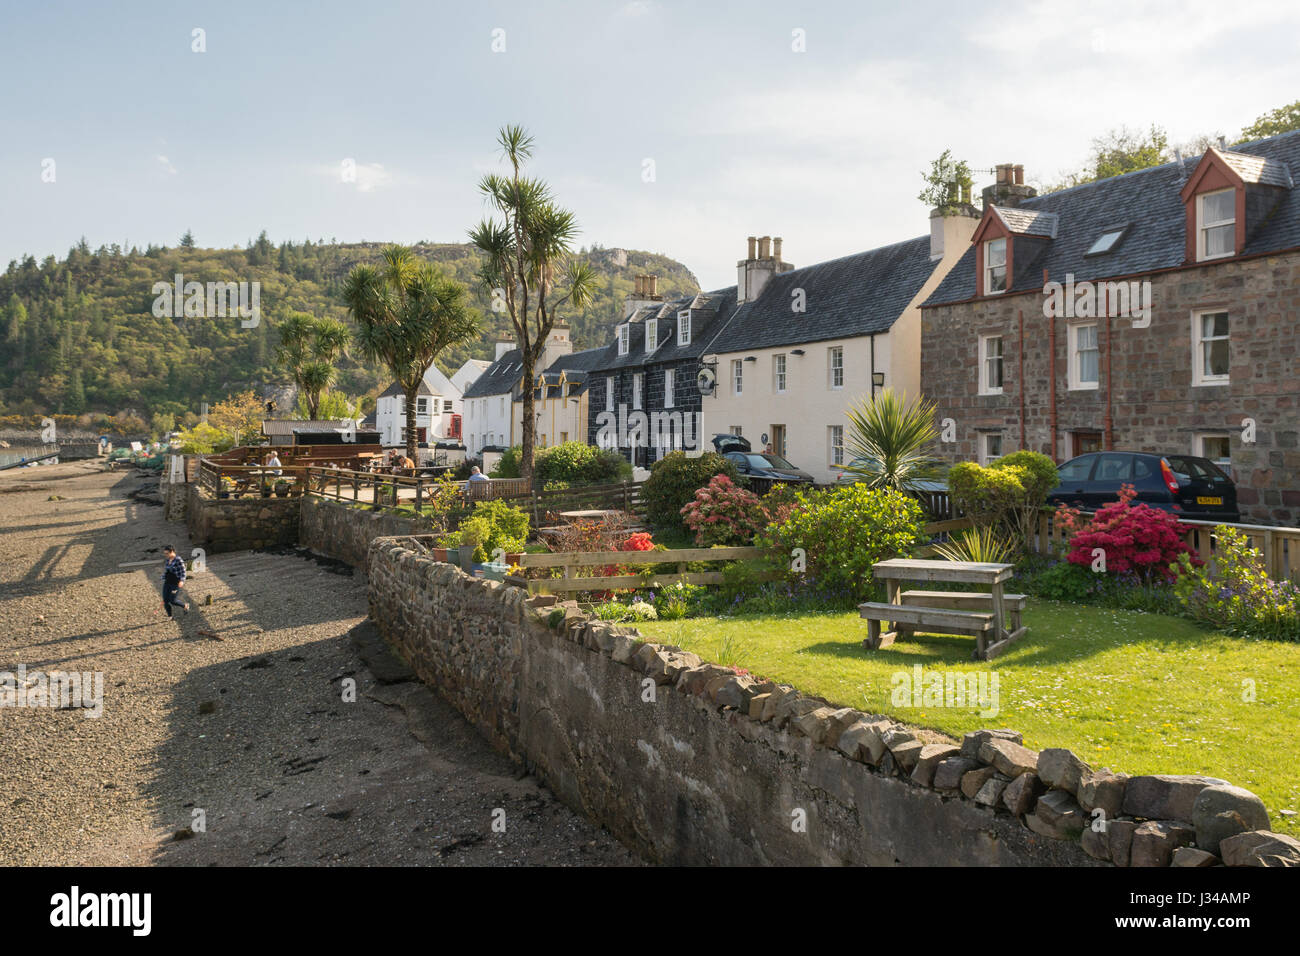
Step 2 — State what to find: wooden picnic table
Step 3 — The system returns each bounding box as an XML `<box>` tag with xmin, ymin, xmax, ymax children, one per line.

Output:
<box><xmin>859</xmin><ymin>558</ymin><xmax>1028</xmax><ymax>661</ymax></box>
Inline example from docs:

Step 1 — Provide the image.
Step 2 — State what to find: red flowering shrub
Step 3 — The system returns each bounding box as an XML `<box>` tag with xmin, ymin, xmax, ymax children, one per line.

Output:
<box><xmin>620</xmin><ymin>532</ymin><xmax>655</xmax><ymax>552</ymax></box>
<box><xmin>680</xmin><ymin>475</ymin><xmax>768</xmax><ymax>546</ymax></box>
<box><xmin>1065</xmin><ymin>484</ymin><xmax>1200</xmax><ymax>582</ymax></box>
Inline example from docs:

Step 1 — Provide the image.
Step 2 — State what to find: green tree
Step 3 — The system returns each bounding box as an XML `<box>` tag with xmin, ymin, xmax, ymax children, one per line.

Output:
<box><xmin>469</xmin><ymin>125</ymin><xmax>599</xmax><ymax>483</ymax></box>
<box><xmin>273</xmin><ymin>311</ymin><xmax>351</xmax><ymax>419</ymax></box>
<box><xmin>1044</xmin><ymin>124</ymin><xmax>1170</xmax><ymax>192</ymax></box>
<box><xmin>1238</xmin><ymin>100</ymin><xmax>1300</xmax><ymax>142</ymax></box>
<box><xmin>842</xmin><ymin>388</ymin><xmax>943</xmax><ymax>492</ymax></box>
<box><xmin>918</xmin><ymin>149</ymin><xmax>973</xmax><ymax>212</ymax></box>
<box><xmin>342</xmin><ymin>246</ymin><xmax>480</xmax><ymax>461</ymax></box>
<box><xmin>180</xmin><ymin>230</ymin><xmax>195</xmax><ymax>248</ymax></box>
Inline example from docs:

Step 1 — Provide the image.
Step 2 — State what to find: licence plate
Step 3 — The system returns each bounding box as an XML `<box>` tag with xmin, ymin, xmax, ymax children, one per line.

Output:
<box><xmin>1196</xmin><ymin>496</ymin><xmax>1223</xmax><ymax>506</ymax></box>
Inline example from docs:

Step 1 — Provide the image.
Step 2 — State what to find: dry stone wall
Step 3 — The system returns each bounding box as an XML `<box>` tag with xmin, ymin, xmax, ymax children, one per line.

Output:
<box><xmin>299</xmin><ymin>497</ymin><xmax>424</xmax><ymax>569</ymax></box>
<box><xmin>185</xmin><ymin>485</ymin><xmax>300</xmax><ymax>553</ymax></box>
<box><xmin>365</xmin><ymin>536</ymin><xmax>1298</xmax><ymax>866</ymax></box>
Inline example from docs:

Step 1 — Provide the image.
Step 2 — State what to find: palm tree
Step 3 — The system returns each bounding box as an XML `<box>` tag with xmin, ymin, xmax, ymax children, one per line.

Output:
<box><xmin>469</xmin><ymin>125</ymin><xmax>598</xmax><ymax>484</ymax></box>
<box><xmin>842</xmin><ymin>388</ymin><xmax>944</xmax><ymax>492</ymax></box>
<box><xmin>342</xmin><ymin>246</ymin><xmax>481</xmax><ymax>462</ymax></box>
<box><xmin>273</xmin><ymin>311</ymin><xmax>351</xmax><ymax>420</ymax></box>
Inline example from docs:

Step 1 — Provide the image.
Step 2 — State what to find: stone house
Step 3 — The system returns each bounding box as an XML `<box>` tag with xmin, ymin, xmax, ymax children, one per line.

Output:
<box><xmin>921</xmin><ymin>130</ymin><xmax>1300</xmax><ymax>524</ymax></box>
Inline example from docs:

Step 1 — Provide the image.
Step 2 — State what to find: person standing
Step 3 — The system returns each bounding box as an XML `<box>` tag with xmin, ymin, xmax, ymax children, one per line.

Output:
<box><xmin>161</xmin><ymin>545</ymin><xmax>189</xmax><ymax>617</ymax></box>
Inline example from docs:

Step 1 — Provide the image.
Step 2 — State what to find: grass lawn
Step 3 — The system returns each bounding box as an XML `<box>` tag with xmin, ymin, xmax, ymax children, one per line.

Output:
<box><xmin>638</xmin><ymin>601</ymin><xmax>1300</xmax><ymax>838</ymax></box>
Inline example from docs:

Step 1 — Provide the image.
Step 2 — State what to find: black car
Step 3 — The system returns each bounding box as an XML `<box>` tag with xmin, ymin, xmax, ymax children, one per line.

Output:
<box><xmin>710</xmin><ymin>434</ymin><xmax>815</xmax><ymax>486</ymax></box>
<box><xmin>1045</xmin><ymin>451</ymin><xmax>1240</xmax><ymax>522</ymax></box>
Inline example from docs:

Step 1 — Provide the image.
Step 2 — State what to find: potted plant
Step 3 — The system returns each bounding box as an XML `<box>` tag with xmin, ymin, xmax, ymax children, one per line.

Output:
<box><xmin>458</xmin><ymin>526</ymin><xmax>485</xmax><ymax>572</ymax></box>
<box><xmin>274</xmin><ymin>479</ymin><xmax>290</xmax><ymax>497</ymax></box>
<box><xmin>218</xmin><ymin>477</ymin><xmax>234</xmax><ymax>499</ymax></box>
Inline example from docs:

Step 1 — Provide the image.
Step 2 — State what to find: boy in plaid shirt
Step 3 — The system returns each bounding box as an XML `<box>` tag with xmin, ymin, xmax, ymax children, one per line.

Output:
<box><xmin>161</xmin><ymin>545</ymin><xmax>189</xmax><ymax>617</ymax></box>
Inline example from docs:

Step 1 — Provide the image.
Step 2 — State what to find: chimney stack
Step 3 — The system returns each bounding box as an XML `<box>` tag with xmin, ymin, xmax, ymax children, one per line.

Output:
<box><xmin>737</xmin><ymin>233</ymin><xmax>794</xmax><ymax>305</ymax></box>
<box><xmin>747</xmin><ymin>236</ymin><xmax>757</xmax><ymax>259</ymax></box>
<box><xmin>758</xmin><ymin>236</ymin><xmax>771</xmax><ymax>259</ymax></box>
<box><xmin>982</xmin><ymin>162</ymin><xmax>1037</xmax><ymax>209</ymax></box>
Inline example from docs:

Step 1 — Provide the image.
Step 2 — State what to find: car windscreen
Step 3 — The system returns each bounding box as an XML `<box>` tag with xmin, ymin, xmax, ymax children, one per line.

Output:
<box><xmin>749</xmin><ymin>454</ymin><xmax>794</xmax><ymax>470</ymax></box>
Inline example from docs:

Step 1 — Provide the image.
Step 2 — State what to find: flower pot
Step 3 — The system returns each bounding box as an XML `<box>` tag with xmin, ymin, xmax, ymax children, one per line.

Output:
<box><xmin>432</xmin><ymin>548</ymin><xmax>449</xmax><ymax>563</ymax></box>
<box><xmin>458</xmin><ymin>548</ymin><xmax>477</xmax><ymax>572</ymax></box>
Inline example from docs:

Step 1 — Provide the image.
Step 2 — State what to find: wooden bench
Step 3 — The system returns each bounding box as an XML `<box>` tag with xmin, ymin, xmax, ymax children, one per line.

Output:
<box><xmin>859</xmin><ymin>602</ymin><xmax>994</xmax><ymax>650</ymax></box>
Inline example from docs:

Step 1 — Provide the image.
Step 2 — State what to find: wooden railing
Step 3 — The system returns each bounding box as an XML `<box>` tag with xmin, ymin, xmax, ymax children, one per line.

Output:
<box><xmin>1029</xmin><ymin>509</ymin><xmax>1300</xmax><ymax>583</ymax></box>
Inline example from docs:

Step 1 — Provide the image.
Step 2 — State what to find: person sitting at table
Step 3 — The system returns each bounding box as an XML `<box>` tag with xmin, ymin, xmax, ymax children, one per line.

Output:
<box><xmin>264</xmin><ymin>451</ymin><xmax>282</xmax><ymax>476</ymax></box>
<box><xmin>467</xmin><ymin>466</ymin><xmax>490</xmax><ymax>483</ymax></box>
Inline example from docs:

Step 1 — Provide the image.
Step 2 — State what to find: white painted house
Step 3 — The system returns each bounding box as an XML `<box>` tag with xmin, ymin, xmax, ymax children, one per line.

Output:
<box><xmin>373</xmin><ymin>358</ymin><xmax>489</xmax><ymax>448</ymax></box>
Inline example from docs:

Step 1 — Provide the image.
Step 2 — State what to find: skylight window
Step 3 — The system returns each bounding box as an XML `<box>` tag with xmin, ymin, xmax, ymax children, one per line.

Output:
<box><xmin>1085</xmin><ymin>225</ymin><xmax>1129</xmax><ymax>256</ymax></box>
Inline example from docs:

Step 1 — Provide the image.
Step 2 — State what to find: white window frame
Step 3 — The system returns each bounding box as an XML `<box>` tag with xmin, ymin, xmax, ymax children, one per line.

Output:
<box><xmin>732</xmin><ymin>359</ymin><xmax>743</xmax><ymax>395</ymax></box>
<box><xmin>417</xmin><ymin>396</ymin><xmax>429</xmax><ymax>416</ymax></box>
<box><xmin>645</xmin><ymin>318</ymin><xmax>658</xmax><ymax>353</ymax></box>
<box><xmin>677</xmin><ymin>310</ymin><xmax>691</xmax><ymax>346</ymax></box>
<box><xmin>618</xmin><ymin>324</ymin><xmax>630</xmax><ymax>356</ymax></box>
<box><xmin>773</xmin><ymin>353</ymin><xmax>787</xmax><ymax>393</ymax></box>
<box><xmin>1197</xmin><ymin>188</ymin><xmax>1235</xmax><ymax>262</ymax></box>
<box><xmin>828</xmin><ymin>425</ymin><xmax>844</xmax><ymax>467</ymax></box>
<box><xmin>827</xmin><ymin>347</ymin><xmax>843</xmax><ymax>390</ymax></box>
<box><xmin>443</xmin><ymin>399</ymin><xmax>453</xmax><ymax>413</ymax></box>
<box><xmin>984</xmin><ymin>238</ymin><xmax>1007</xmax><ymax>294</ymax></box>
<box><xmin>664</xmin><ymin>368</ymin><xmax>675</xmax><ymax>408</ymax></box>
<box><xmin>1067</xmin><ymin>322</ymin><xmax>1100</xmax><ymax>391</ymax></box>
<box><xmin>978</xmin><ymin>335</ymin><xmax>1003</xmax><ymax>396</ymax></box>
<box><xmin>605</xmin><ymin>376</ymin><xmax>614</xmax><ymax>410</ymax></box>
<box><xmin>980</xmin><ymin>432</ymin><xmax>1003</xmax><ymax>466</ymax></box>
<box><xmin>632</xmin><ymin>372</ymin><xmax>643</xmax><ymax>410</ymax></box>
<box><xmin>1192</xmin><ymin>309</ymin><xmax>1230</xmax><ymax>386</ymax></box>
<box><xmin>729</xmin><ymin>425</ymin><xmax>742</xmax><ymax>436</ymax></box>
<box><xmin>1195</xmin><ymin>433</ymin><xmax>1233</xmax><ymax>476</ymax></box>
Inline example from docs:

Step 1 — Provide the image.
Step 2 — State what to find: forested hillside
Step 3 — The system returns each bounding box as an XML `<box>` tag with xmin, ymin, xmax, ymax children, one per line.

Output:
<box><xmin>0</xmin><ymin>234</ymin><xmax>699</xmax><ymax>425</ymax></box>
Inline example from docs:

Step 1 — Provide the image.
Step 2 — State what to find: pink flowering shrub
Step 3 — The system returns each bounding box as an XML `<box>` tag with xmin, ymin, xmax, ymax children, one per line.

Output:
<box><xmin>1065</xmin><ymin>484</ymin><xmax>1200</xmax><ymax>582</ymax></box>
<box><xmin>680</xmin><ymin>475</ymin><xmax>768</xmax><ymax>546</ymax></box>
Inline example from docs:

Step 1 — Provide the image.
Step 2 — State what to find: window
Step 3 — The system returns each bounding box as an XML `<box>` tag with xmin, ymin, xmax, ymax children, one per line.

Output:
<box><xmin>984</xmin><ymin>238</ymin><xmax>1007</xmax><ymax>294</ymax></box>
<box><xmin>729</xmin><ymin>425</ymin><xmax>743</xmax><ymax>436</ymax></box>
<box><xmin>499</xmin><ymin>397</ymin><xmax>505</xmax><ymax>415</ymax></box>
<box><xmin>618</xmin><ymin>324</ymin><xmax>630</xmax><ymax>355</ymax></box>
<box><xmin>980</xmin><ymin>432</ymin><xmax>1003</xmax><ymax>465</ymax></box>
<box><xmin>1069</xmin><ymin>323</ymin><xmax>1099</xmax><ymax>390</ymax></box>
<box><xmin>1193</xmin><ymin>310</ymin><xmax>1230</xmax><ymax>385</ymax></box>
<box><xmin>443</xmin><ymin>400</ymin><xmax>453</xmax><ymax>413</ymax></box>
<box><xmin>828</xmin><ymin>346</ymin><xmax>843</xmax><ymax>389</ymax></box>
<box><xmin>417</xmin><ymin>397</ymin><xmax>429</xmax><ymax>415</ymax></box>
<box><xmin>678</xmin><ymin>310</ymin><xmax>691</xmax><ymax>346</ymax></box>
<box><xmin>1071</xmin><ymin>432</ymin><xmax>1103</xmax><ymax>457</ymax></box>
<box><xmin>1197</xmin><ymin>189</ymin><xmax>1235</xmax><ymax>261</ymax></box>
<box><xmin>829</xmin><ymin>425</ymin><xmax>844</xmax><ymax>466</ymax></box>
<box><xmin>1197</xmin><ymin>434</ymin><xmax>1232</xmax><ymax>475</ymax></box>
<box><xmin>1058</xmin><ymin>454</ymin><xmax>1095</xmax><ymax>482</ymax></box>
<box><xmin>732</xmin><ymin>359</ymin><xmax>743</xmax><ymax>395</ymax></box>
<box><xmin>773</xmin><ymin>354</ymin><xmax>787</xmax><ymax>393</ymax></box>
<box><xmin>664</xmin><ymin>368</ymin><xmax>675</xmax><ymax>408</ymax></box>
<box><xmin>1085</xmin><ymin>226</ymin><xmax>1128</xmax><ymax>257</ymax></box>
<box><xmin>632</xmin><ymin>372</ymin><xmax>643</xmax><ymax>410</ymax></box>
<box><xmin>606</xmin><ymin>377</ymin><xmax>614</xmax><ymax>410</ymax></box>
<box><xmin>979</xmin><ymin>335</ymin><xmax>1003</xmax><ymax>395</ymax></box>
<box><xmin>645</xmin><ymin>318</ymin><xmax>658</xmax><ymax>352</ymax></box>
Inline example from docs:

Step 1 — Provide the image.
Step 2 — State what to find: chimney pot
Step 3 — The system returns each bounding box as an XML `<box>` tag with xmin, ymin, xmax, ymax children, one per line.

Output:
<box><xmin>996</xmin><ymin>164</ymin><xmax>1009</xmax><ymax>185</ymax></box>
<box><xmin>1014</xmin><ymin>164</ymin><xmax>1024</xmax><ymax>185</ymax></box>
<box><xmin>747</xmin><ymin>236</ymin><xmax>757</xmax><ymax>259</ymax></box>
<box><xmin>773</xmin><ymin>237</ymin><xmax>783</xmax><ymax>261</ymax></box>
<box><xmin>634</xmin><ymin>275</ymin><xmax>643</xmax><ymax>295</ymax></box>
<box><xmin>648</xmin><ymin>274</ymin><xmax>657</xmax><ymax>296</ymax></box>
<box><xmin>758</xmin><ymin>236</ymin><xmax>771</xmax><ymax>259</ymax></box>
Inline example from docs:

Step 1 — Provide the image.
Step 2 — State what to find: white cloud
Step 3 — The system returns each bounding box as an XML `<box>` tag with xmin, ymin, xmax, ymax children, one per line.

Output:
<box><xmin>323</xmin><ymin>160</ymin><xmax>396</xmax><ymax>193</ymax></box>
<box><xmin>155</xmin><ymin>155</ymin><xmax>177</xmax><ymax>174</ymax></box>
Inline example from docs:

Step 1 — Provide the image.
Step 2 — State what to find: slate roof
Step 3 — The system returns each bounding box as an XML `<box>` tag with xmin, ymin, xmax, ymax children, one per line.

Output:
<box><xmin>378</xmin><ymin>378</ymin><xmax>437</xmax><ymax>399</ymax></box>
<box><xmin>1218</xmin><ymin>148</ymin><xmax>1293</xmax><ymax>188</ymax></box>
<box><xmin>705</xmin><ymin>237</ymin><xmax>936</xmax><ymax>353</ymax></box>
<box><xmin>461</xmin><ymin>348</ymin><xmax>523</xmax><ymax>399</ymax></box>
<box><xmin>587</xmin><ymin>287</ymin><xmax>738</xmax><ymax>373</ymax></box>
<box><xmin>994</xmin><ymin>206</ymin><xmax>1059</xmax><ymax>237</ymax></box>
<box><xmin>925</xmin><ymin>129</ymin><xmax>1300</xmax><ymax>306</ymax></box>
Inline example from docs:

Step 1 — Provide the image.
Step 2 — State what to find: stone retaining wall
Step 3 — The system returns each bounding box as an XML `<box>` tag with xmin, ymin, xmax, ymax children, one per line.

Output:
<box><xmin>299</xmin><ymin>497</ymin><xmax>423</xmax><ymax>569</ymax></box>
<box><xmin>365</xmin><ymin>536</ymin><xmax>1299</xmax><ymax>867</ymax></box>
<box><xmin>185</xmin><ymin>485</ymin><xmax>301</xmax><ymax>553</ymax></box>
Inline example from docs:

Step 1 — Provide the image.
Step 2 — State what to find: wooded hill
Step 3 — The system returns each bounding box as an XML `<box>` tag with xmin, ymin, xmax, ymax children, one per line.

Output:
<box><xmin>0</xmin><ymin>235</ymin><xmax>700</xmax><ymax>424</ymax></box>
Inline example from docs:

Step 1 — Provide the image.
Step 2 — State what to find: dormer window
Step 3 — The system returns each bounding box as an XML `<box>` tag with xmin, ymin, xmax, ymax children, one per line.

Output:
<box><xmin>617</xmin><ymin>324</ymin><xmax>629</xmax><ymax>356</ymax></box>
<box><xmin>677</xmin><ymin>310</ymin><xmax>691</xmax><ymax>346</ymax></box>
<box><xmin>1197</xmin><ymin>189</ymin><xmax>1235</xmax><ymax>261</ymax></box>
<box><xmin>984</xmin><ymin>238</ymin><xmax>1007</xmax><ymax>294</ymax></box>
<box><xmin>645</xmin><ymin>318</ymin><xmax>658</xmax><ymax>353</ymax></box>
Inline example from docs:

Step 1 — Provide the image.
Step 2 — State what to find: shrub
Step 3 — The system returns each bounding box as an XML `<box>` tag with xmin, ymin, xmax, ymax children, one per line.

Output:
<box><xmin>680</xmin><ymin>475</ymin><xmax>768</xmax><ymax>546</ymax></box>
<box><xmin>444</xmin><ymin>499</ymin><xmax>529</xmax><ymax>562</ymax></box>
<box><xmin>760</xmin><ymin>484</ymin><xmax>927</xmax><ymax>600</ymax></box>
<box><xmin>1174</xmin><ymin>526</ymin><xmax>1300</xmax><ymax>641</ymax></box>
<box><xmin>642</xmin><ymin>451</ymin><xmax>740</xmax><ymax>531</ymax></box>
<box><xmin>535</xmin><ymin>441</ymin><xmax>631</xmax><ymax>486</ymax></box>
<box><xmin>1025</xmin><ymin>559</ymin><xmax>1097</xmax><ymax>602</ymax></box>
<box><xmin>949</xmin><ymin>450</ymin><xmax>1058</xmax><ymax>546</ymax></box>
<box><xmin>489</xmin><ymin>446</ymin><xmax>522</xmax><ymax>478</ymax></box>
<box><xmin>651</xmin><ymin>581</ymin><xmax>706</xmax><ymax>620</ymax></box>
<box><xmin>1065</xmin><ymin>485</ymin><xmax>1197</xmax><ymax>583</ymax></box>
<box><xmin>931</xmin><ymin>524</ymin><xmax>1016</xmax><ymax>564</ymax></box>
<box><xmin>175</xmin><ymin>422</ymin><xmax>235</xmax><ymax>454</ymax></box>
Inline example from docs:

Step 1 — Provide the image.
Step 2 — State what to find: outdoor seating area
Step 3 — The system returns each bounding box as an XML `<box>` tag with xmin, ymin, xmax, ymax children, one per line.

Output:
<box><xmin>859</xmin><ymin>557</ymin><xmax>1029</xmax><ymax>660</ymax></box>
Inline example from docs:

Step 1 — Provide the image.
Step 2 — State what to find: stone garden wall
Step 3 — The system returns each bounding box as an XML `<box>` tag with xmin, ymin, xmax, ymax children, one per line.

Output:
<box><xmin>365</xmin><ymin>535</ymin><xmax>1299</xmax><ymax>866</ymax></box>
<box><xmin>299</xmin><ymin>497</ymin><xmax>423</xmax><ymax>569</ymax></box>
<box><xmin>185</xmin><ymin>484</ymin><xmax>301</xmax><ymax>553</ymax></box>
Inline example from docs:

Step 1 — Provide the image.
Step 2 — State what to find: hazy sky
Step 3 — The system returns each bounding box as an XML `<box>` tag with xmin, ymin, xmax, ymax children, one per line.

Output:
<box><xmin>3</xmin><ymin>0</ymin><xmax>1299</xmax><ymax>289</ymax></box>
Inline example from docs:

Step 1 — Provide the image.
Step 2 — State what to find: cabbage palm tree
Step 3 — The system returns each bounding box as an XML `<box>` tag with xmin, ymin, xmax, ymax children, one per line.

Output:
<box><xmin>273</xmin><ymin>311</ymin><xmax>351</xmax><ymax>420</ymax></box>
<box><xmin>469</xmin><ymin>125</ymin><xmax>598</xmax><ymax>483</ymax></box>
<box><xmin>843</xmin><ymin>388</ymin><xmax>944</xmax><ymax>492</ymax></box>
<box><xmin>342</xmin><ymin>246</ymin><xmax>481</xmax><ymax>462</ymax></box>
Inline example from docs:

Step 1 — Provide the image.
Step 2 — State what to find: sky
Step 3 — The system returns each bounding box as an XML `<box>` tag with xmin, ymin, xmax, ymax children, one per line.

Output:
<box><xmin>2</xmin><ymin>0</ymin><xmax>1299</xmax><ymax>290</ymax></box>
